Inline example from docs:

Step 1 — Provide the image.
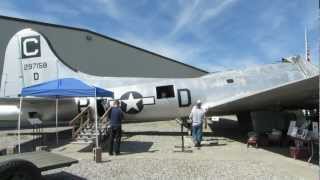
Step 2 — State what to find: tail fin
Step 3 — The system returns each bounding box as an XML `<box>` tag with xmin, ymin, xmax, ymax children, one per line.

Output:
<box><xmin>1</xmin><ymin>28</ymin><xmax>75</xmax><ymax>97</ymax></box>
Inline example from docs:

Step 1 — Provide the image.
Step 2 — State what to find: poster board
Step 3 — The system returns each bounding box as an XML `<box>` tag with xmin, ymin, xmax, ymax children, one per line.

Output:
<box><xmin>312</xmin><ymin>122</ymin><xmax>319</xmax><ymax>139</ymax></box>
<box><xmin>287</xmin><ymin>121</ymin><xmax>296</xmax><ymax>136</ymax></box>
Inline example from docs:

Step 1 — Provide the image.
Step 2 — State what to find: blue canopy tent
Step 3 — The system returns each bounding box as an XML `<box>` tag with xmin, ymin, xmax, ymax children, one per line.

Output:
<box><xmin>21</xmin><ymin>78</ymin><xmax>113</xmax><ymax>97</ymax></box>
<box><xmin>18</xmin><ymin>78</ymin><xmax>113</xmax><ymax>153</ymax></box>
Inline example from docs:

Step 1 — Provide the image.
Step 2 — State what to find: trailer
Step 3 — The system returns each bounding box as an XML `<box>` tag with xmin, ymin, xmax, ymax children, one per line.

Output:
<box><xmin>0</xmin><ymin>151</ymin><xmax>78</xmax><ymax>180</ymax></box>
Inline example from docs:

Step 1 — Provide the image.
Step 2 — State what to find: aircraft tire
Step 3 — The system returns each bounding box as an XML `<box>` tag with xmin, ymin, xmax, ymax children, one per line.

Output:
<box><xmin>0</xmin><ymin>159</ymin><xmax>42</xmax><ymax>180</ymax></box>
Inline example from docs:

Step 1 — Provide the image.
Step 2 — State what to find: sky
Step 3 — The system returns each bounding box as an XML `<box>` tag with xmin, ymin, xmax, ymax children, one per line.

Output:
<box><xmin>0</xmin><ymin>0</ymin><xmax>318</xmax><ymax>72</ymax></box>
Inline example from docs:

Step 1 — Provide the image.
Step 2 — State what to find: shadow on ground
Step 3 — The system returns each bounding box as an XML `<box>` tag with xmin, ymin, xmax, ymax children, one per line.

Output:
<box><xmin>43</xmin><ymin>171</ymin><xmax>87</xmax><ymax>180</ymax></box>
<box><xmin>208</xmin><ymin>118</ymin><xmax>319</xmax><ymax>165</ymax></box>
<box><xmin>123</xmin><ymin>131</ymin><xmax>213</xmax><ymax>137</ymax></box>
<box><xmin>201</xmin><ymin>140</ymin><xmax>227</xmax><ymax>147</ymax></box>
<box><xmin>45</xmin><ymin>138</ymin><xmax>73</xmax><ymax>149</ymax></box>
<box><xmin>101</xmin><ymin>140</ymin><xmax>156</xmax><ymax>155</ymax></box>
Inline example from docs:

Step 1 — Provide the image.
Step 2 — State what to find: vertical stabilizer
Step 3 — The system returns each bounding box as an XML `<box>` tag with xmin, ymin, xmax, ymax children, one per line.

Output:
<box><xmin>0</xmin><ymin>28</ymin><xmax>61</xmax><ymax>97</ymax></box>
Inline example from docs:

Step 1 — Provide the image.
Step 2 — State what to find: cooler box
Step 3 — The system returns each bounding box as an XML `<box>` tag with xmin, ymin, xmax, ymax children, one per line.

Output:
<box><xmin>289</xmin><ymin>146</ymin><xmax>308</xmax><ymax>159</ymax></box>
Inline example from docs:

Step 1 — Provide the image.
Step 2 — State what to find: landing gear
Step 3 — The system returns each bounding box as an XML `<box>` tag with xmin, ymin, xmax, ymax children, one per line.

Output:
<box><xmin>237</xmin><ymin>112</ymin><xmax>253</xmax><ymax>133</ymax></box>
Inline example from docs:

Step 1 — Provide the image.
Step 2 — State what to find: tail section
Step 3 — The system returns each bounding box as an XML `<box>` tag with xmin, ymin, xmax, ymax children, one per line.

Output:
<box><xmin>292</xmin><ymin>56</ymin><xmax>319</xmax><ymax>77</ymax></box>
<box><xmin>0</xmin><ymin>28</ymin><xmax>76</xmax><ymax>97</ymax></box>
<box><xmin>0</xmin><ymin>28</ymin><xmax>159</xmax><ymax>97</ymax></box>
<box><xmin>283</xmin><ymin>56</ymin><xmax>319</xmax><ymax>77</ymax></box>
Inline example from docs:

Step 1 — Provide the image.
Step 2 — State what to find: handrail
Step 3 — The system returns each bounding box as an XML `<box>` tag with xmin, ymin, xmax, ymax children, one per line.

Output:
<box><xmin>99</xmin><ymin>107</ymin><xmax>112</xmax><ymax>123</ymax></box>
<box><xmin>70</xmin><ymin>108</ymin><xmax>91</xmax><ymax>139</ymax></box>
<box><xmin>72</xmin><ymin>116</ymin><xmax>91</xmax><ymax>139</ymax></box>
<box><xmin>69</xmin><ymin>106</ymin><xmax>90</xmax><ymax>126</ymax></box>
<box><xmin>70</xmin><ymin>105</ymin><xmax>113</xmax><ymax>140</ymax></box>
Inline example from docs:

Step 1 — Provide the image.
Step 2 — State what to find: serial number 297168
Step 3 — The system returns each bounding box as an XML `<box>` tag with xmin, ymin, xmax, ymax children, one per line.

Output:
<box><xmin>23</xmin><ymin>62</ymin><xmax>47</xmax><ymax>71</ymax></box>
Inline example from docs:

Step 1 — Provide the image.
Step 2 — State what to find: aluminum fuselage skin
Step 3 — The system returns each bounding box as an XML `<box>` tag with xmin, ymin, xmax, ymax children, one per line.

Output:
<box><xmin>0</xmin><ymin>29</ymin><xmax>318</xmax><ymax>124</ymax></box>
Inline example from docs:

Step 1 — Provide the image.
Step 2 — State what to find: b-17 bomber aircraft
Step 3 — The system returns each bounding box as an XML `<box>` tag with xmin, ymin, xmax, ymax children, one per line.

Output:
<box><xmin>0</xmin><ymin>29</ymin><xmax>318</xmax><ymax>127</ymax></box>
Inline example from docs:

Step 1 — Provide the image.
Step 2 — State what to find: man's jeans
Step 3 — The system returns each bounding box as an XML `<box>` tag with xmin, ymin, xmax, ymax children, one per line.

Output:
<box><xmin>108</xmin><ymin>126</ymin><xmax>122</xmax><ymax>155</ymax></box>
<box><xmin>192</xmin><ymin>124</ymin><xmax>203</xmax><ymax>144</ymax></box>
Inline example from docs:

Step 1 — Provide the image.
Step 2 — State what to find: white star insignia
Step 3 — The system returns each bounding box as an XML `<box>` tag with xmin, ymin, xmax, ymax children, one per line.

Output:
<box><xmin>121</xmin><ymin>93</ymin><xmax>141</xmax><ymax>112</ymax></box>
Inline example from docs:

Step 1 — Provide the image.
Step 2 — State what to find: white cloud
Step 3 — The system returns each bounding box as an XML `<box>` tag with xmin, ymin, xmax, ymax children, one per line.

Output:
<box><xmin>171</xmin><ymin>0</ymin><xmax>201</xmax><ymax>34</ymax></box>
<box><xmin>199</xmin><ymin>0</ymin><xmax>238</xmax><ymax>23</ymax></box>
<box><xmin>171</xmin><ymin>0</ymin><xmax>238</xmax><ymax>35</ymax></box>
<box><xmin>94</xmin><ymin>0</ymin><xmax>123</xmax><ymax>20</ymax></box>
<box><xmin>118</xmin><ymin>32</ymin><xmax>204</xmax><ymax>63</ymax></box>
<box><xmin>119</xmin><ymin>32</ymin><xmax>263</xmax><ymax>72</ymax></box>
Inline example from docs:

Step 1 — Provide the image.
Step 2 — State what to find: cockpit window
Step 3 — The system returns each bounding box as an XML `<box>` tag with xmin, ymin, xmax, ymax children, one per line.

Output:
<box><xmin>156</xmin><ymin>85</ymin><xmax>175</xmax><ymax>99</ymax></box>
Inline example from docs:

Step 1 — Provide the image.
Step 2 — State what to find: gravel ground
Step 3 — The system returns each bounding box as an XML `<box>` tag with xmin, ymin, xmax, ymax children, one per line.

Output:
<box><xmin>0</xmin><ymin>127</ymin><xmax>71</xmax><ymax>153</ymax></box>
<box><xmin>2</xmin><ymin>120</ymin><xmax>318</xmax><ymax>180</ymax></box>
<box><xmin>0</xmin><ymin>133</ymin><xmax>34</xmax><ymax>152</ymax></box>
<box><xmin>44</xmin><ymin>158</ymin><xmax>301</xmax><ymax>180</ymax></box>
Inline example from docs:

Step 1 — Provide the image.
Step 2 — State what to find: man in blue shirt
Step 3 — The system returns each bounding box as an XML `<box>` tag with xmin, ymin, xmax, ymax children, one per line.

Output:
<box><xmin>108</xmin><ymin>100</ymin><xmax>123</xmax><ymax>155</ymax></box>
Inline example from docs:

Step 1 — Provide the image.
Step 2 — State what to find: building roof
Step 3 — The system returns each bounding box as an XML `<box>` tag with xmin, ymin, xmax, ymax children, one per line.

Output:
<box><xmin>0</xmin><ymin>15</ymin><xmax>208</xmax><ymax>77</ymax></box>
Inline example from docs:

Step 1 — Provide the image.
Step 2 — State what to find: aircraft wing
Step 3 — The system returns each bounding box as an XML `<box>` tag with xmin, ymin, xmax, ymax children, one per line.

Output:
<box><xmin>205</xmin><ymin>75</ymin><xmax>319</xmax><ymax>115</ymax></box>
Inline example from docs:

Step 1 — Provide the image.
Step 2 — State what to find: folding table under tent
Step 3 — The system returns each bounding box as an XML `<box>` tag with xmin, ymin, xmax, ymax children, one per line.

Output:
<box><xmin>18</xmin><ymin>78</ymin><xmax>113</xmax><ymax>153</ymax></box>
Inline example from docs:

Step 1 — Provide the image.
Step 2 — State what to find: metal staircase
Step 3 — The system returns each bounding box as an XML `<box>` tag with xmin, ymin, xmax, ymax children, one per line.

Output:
<box><xmin>69</xmin><ymin>106</ymin><xmax>111</xmax><ymax>145</ymax></box>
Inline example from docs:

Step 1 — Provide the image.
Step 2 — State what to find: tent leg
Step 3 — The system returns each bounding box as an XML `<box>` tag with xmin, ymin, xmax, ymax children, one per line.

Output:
<box><xmin>95</xmin><ymin>94</ymin><xmax>99</xmax><ymax>147</ymax></box>
<box><xmin>17</xmin><ymin>96</ymin><xmax>23</xmax><ymax>154</ymax></box>
<box><xmin>94</xmin><ymin>91</ymin><xmax>102</xmax><ymax>163</ymax></box>
<box><xmin>56</xmin><ymin>98</ymin><xmax>59</xmax><ymax>145</ymax></box>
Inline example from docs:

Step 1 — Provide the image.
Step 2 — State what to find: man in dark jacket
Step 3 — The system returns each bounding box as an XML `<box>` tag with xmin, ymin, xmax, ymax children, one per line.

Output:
<box><xmin>108</xmin><ymin>100</ymin><xmax>123</xmax><ymax>155</ymax></box>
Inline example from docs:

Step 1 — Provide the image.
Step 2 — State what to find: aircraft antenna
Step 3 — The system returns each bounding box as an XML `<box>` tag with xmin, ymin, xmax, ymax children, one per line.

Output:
<box><xmin>304</xmin><ymin>28</ymin><xmax>311</xmax><ymax>62</ymax></box>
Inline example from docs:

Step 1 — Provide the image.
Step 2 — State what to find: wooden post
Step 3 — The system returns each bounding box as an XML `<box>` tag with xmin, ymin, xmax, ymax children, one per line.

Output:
<box><xmin>93</xmin><ymin>147</ymin><xmax>102</xmax><ymax>163</ymax></box>
<box><xmin>181</xmin><ymin>123</ymin><xmax>184</xmax><ymax>152</ymax></box>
